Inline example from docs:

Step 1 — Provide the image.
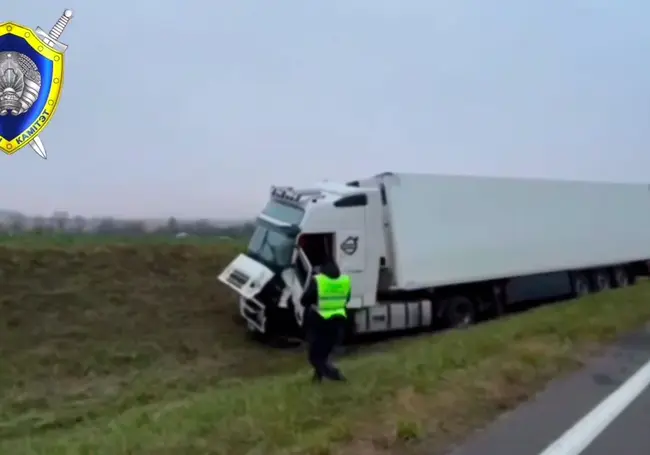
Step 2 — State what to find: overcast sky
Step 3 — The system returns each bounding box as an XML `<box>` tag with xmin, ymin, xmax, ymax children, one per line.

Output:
<box><xmin>1</xmin><ymin>0</ymin><xmax>648</xmax><ymax>219</ymax></box>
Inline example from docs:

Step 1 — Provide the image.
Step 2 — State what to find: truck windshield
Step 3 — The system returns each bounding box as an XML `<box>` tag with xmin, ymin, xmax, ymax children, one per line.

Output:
<box><xmin>247</xmin><ymin>224</ymin><xmax>296</xmax><ymax>269</ymax></box>
<box><xmin>246</xmin><ymin>199</ymin><xmax>304</xmax><ymax>269</ymax></box>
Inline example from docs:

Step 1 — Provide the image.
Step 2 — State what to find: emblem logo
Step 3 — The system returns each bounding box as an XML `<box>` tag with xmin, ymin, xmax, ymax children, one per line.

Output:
<box><xmin>340</xmin><ymin>236</ymin><xmax>359</xmax><ymax>255</ymax></box>
<box><xmin>0</xmin><ymin>9</ymin><xmax>74</xmax><ymax>159</ymax></box>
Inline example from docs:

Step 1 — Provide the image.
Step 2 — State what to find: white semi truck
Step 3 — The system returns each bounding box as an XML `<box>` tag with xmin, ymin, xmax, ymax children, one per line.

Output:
<box><xmin>218</xmin><ymin>172</ymin><xmax>650</xmax><ymax>339</ymax></box>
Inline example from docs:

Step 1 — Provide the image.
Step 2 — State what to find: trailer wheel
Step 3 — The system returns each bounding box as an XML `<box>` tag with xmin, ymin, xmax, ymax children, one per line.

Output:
<box><xmin>612</xmin><ymin>266</ymin><xmax>631</xmax><ymax>288</ymax></box>
<box><xmin>592</xmin><ymin>269</ymin><xmax>611</xmax><ymax>292</ymax></box>
<box><xmin>442</xmin><ymin>295</ymin><xmax>476</xmax><ymax>329</ymax></box>
<box><xmin>571</xmin><ymin>272</ymin><xmax>591</xmax><ymax>298</ymax></box>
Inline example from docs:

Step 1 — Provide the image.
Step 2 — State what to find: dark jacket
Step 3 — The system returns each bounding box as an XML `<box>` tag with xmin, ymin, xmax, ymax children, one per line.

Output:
<box><xmin>300</xmin><ymin>261</ymin><xmax>351</xmax><ymax>308</ymax></box>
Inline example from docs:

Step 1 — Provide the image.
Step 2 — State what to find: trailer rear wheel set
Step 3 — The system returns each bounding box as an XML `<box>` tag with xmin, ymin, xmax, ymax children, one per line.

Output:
<box><xmin>436</xmin><ymin>263</ymin><xmax>644</xmax><ymax>332</ymax></box>
<box><xmin>571</xmin><ymin>264</ymin><xmax>636</xmax><ymax>297</ymax></box>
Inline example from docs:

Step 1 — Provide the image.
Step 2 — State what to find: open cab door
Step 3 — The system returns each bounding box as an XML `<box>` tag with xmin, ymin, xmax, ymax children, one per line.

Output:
<box><xmin>280</xmin><ymin>247</ymin><xmax>313</xmax><ymax>327</ymax></box>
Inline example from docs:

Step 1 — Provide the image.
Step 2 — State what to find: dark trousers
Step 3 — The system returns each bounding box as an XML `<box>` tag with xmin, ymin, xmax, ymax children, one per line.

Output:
<box><xmin>305</xmin><ymin>307</ymin><xmax>346</xmax><ymax>381</ymax></box>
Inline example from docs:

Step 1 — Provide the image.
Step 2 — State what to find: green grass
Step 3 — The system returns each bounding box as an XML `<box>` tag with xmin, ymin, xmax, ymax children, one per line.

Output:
<box><xmin>1</xmin><ymin>240</ymin><xmax>650</xmax><ymax>455</ymax></box>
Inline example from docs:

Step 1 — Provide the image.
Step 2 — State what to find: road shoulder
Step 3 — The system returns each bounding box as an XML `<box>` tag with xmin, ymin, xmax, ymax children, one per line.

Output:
<box><xmin>446</xmin><ymin>326</ymin><xmax>650</xmax><ymax>455</ymax></box>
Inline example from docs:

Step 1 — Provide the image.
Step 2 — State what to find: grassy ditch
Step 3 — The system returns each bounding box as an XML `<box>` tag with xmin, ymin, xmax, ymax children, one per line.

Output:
<box><xmin>1</xmin><ymin>243</ymin><xmax>649</xmax><ymax>455</ymax></box>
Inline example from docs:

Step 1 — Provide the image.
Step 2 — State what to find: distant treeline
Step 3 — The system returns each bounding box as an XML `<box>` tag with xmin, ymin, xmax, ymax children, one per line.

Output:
<box><xmin>0</xmin><ymin>214</ymin><xmax>255</xmax><ymax>239</ymax></box>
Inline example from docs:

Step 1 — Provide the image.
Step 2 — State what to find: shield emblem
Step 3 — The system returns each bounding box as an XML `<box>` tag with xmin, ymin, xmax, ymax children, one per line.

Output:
<box><xmin>0</xmin><ymin>22</ymin><xmax>64</xmax><ymax>155</ymax></box>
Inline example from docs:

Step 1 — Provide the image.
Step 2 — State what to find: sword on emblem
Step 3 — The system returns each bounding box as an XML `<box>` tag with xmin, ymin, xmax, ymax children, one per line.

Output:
<box><xmin>27</xmin><ymin>9</ymin><xmax>74</xmax><ymax>159</ymax></box>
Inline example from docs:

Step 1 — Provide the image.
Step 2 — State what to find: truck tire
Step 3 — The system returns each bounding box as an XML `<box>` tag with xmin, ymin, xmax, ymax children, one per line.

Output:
<box><xmin>612</xmin><ymin>266</ymin><xmax>631</xmax><ymax>288</ymax></box>
<box><xmin>571</xmin><ymin>272</ymin><xmax>591</xmax><ymax>298</ymax></box>
<box><xmin>592</xmin><ymin>269</ymin><xmax>611</xmax><ymax>291</ymax></box>
<box><xmin>442</xmin><ymin>295</ymin><xmax>476</xmax><ymax>329</ymax></box>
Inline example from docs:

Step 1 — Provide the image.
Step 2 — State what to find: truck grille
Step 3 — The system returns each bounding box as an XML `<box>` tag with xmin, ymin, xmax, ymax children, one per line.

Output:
<box><xmin>227</xmin><ymin>269</ymin><xmax>250</xmax><ymax>288</ymax></box>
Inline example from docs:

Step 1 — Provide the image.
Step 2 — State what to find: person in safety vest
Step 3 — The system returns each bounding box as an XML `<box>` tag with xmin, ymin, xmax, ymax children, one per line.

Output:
<box><xmin>301</xmin><ymin>259</ymin><xmax>351</xmax><ymax>382</ymax></box>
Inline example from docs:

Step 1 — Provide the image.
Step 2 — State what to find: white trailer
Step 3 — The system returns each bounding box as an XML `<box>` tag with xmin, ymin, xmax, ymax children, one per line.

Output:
<box><xmin>218</xmin><ymin>172</ymin><xmax>650</xmax><ymax>338</ymax></box>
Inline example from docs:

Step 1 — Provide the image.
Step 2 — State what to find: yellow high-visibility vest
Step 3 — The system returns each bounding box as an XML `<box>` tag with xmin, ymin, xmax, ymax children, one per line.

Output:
<box><xmin>314</xmin><ymin>274</ymin><xmax>350</xmax><ymax>319</ymax></box>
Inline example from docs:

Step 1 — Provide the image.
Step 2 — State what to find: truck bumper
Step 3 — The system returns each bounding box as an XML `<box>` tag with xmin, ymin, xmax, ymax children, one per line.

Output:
<box><xmin>239</xmin><ymin>296</ymin><xmax>266</xmax><ymax>333</ymax></box>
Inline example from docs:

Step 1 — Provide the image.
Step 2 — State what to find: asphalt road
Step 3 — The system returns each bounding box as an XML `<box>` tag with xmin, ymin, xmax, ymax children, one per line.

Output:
<box><xmin>580</xmin><ymin>384</ymin><xmax>650</xmax><ymax>455</ymax></box>
<box><xmin>447</xmin><ymin>326</ymin><xmax>650</xmax><ymax>455</ymax></box>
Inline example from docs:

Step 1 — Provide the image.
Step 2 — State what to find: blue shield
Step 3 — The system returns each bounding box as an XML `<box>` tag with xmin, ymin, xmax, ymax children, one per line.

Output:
<box><xmin>0</xmin><ymin>22</ymin><xmax>64</xmax><ymax>155</ymax></box>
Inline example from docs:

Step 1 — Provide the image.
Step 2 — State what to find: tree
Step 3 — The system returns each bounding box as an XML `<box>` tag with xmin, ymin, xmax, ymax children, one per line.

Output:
<box><xmin>52</xmin><ymin>211</ymin><xmax>69</xmax><ymax>232</ymax></box>
<box><xmin>119</xmin><ymin>220</ymin><xmax>146</xmax><ymax>236</ymax></box>
<box><xmin>96</xmin><ymin>217</ymin><xmax>116</xmax><ymax>234</ymax></box>
<box><xmin>8</xmin><ymin>217</ymin><xmax>24</xmax><ymax>234</ymax></box>
<box><xmin>167</xmin><ymin>216</ymin><xmax>179</xmax><ymax>234</ymax></box>
<box><xmin>71</xmin><ymin>216</ymin><xmax>86</xmax><ymax>233</ymax></box>
<box><xmin>192</xmin><ymin>219</ymin><xmax>214</xmax><ymax>236</ymax></box>
<box><xmin>32</xmin><ymin>216</ymin><xmax>54</xmax><ymax>234</ymax></box>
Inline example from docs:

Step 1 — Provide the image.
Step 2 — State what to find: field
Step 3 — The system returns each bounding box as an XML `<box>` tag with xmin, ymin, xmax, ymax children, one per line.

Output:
<box><xmin>1</xmin><ymin>234</ymin><xmax>650</xmax><ymax>454</ymax></box>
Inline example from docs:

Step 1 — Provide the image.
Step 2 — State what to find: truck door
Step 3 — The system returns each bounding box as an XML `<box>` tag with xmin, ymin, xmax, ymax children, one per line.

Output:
<box><xmin>290</xmin><ymin>247</ymin><xmax>313</xmax><ymax>326</ymax></box>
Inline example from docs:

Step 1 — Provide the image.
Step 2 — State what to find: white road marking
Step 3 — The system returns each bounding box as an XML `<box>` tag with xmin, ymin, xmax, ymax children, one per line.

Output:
<box><xmin>538</xmin><ymin>357</ymin><xmax>650</xmax><ymax>455</ymax></box>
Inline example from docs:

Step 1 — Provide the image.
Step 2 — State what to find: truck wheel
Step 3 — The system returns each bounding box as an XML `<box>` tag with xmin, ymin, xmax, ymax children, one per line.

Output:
<box><xmin>612</xmin><ymin>266</ymin><xmax>631</xmax><ymax>288</ymax></box>
<box><xmin>571</xmin><ymin>272</ymin><xmax>591</xmax><ymax>298</ymax></box>
<box><xmin>592</xmin><ymin>269</ymin><xmax>611</xmax><ymax>291</ymax></box>
<box><xmin>442</xmin><ymin>295</ymin><xmax>476</xmax><ymax>329</ymax></box>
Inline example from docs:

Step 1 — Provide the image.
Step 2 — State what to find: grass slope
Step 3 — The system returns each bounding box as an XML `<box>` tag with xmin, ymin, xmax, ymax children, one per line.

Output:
<box><xmin>1</xmin><ymin>242</ymin><xmax>649</xmax><ymax>454</ymax></box>
<box><xmin>0</xmin><ymin>243</ymin><xmax>302</xmax><ymax>438</ymax></box>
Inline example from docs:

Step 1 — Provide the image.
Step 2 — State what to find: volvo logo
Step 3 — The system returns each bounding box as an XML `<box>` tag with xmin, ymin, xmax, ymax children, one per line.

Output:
<box><xmin>340</xmin><ymin>236</ymin><xmax>359</xmax><ymax>255</ymax></box>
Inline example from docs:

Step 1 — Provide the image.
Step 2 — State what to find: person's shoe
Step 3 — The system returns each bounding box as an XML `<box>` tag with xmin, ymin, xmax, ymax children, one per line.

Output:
<box><xmin>326</xmin><ymin>368</ymin><xmax>346</xmax><ymax>382</ymax></box>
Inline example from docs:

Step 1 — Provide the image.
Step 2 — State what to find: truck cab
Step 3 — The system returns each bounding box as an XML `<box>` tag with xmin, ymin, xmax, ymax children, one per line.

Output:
<box><xmin>218</xmin><ymin>182</ymin><xmax>385</xmax><ymax>337</ymax></box>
